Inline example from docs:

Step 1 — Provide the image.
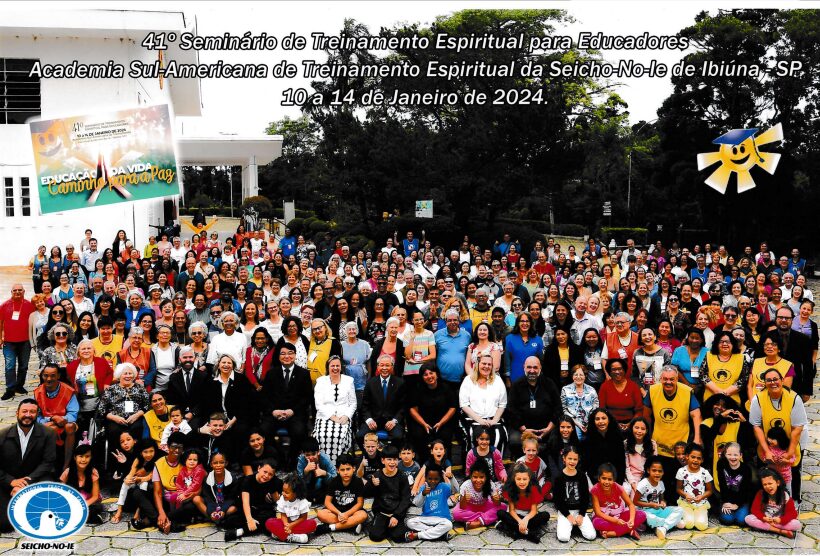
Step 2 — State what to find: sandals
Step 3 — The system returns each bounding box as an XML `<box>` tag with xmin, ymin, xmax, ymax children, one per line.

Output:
<box><xmin>110</xmin><ymin>512</ymin><xmax>122</xmax><ymax>525</ymax></box>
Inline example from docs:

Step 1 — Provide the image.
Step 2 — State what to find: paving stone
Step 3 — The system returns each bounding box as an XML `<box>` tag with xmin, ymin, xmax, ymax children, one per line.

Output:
<box><xmin>691</xmin><ymin>533</ymin><xmax>729</xmax><ymax>548</ymax></box>
<box><xmin>131</xmin><ymin>542</ymin><xmax>170</xmax><ymax>556</ymax></box>
<box><xmin>660</xmin><ymin>540</ymin><xmax>697</xmax><ymax>550</ymax></box>
<box><xmin>98</xmin><ymin>549</ymin><xmax>129</xmax><ymax>556</ymax></box>
<box><xmin>167</xmin><ymin>539</ymin><xmax>207</xmax><ymax>554</ymax></box>
<box><xmin>448</xmin><ymin>534</ymin><xmax>485</xmax><ymax>548</ymax></box>
<box><xmin>74</xmin><ymin>536</ymin><xmax>112</xmax><ymax>554</ymax></box>
<box><xmin>111</xmin><ymin>537</ymin><xmax>149</xmax><ymax>549</ymax></box>
<box><xmin>719</xmin><ymin>530</ymin><xmax>755</xmax><ymax>543</ymax></box>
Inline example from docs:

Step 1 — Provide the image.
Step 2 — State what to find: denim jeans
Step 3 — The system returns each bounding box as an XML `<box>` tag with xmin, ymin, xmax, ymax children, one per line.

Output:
<box><xmin>3</xmin><ymin>341</ymin><xmax>31</xmax><ymax>390</ymax></box>
<box><xmin>719</xmin><ymin>503</ymin><xmax>750</xmax><ymax>525</ymax></box>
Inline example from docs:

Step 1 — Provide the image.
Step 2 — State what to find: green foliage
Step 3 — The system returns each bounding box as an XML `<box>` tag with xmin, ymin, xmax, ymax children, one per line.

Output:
<box><xmin>189</xmin><ymin>193</ymin><xmax>213</xmax><ymax>209</ymax></box>
<box><xmin>601</xmin><ymin>227</ymin><xmax>649</xmax><ymax>244</ymax></box>
<box><xmin>240</xmin><ymin>196</ymin><xmax>273</xmax><ymax>217</ymax></box>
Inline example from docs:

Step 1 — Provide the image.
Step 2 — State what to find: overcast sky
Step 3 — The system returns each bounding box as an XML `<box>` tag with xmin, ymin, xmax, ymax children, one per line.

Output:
<box><xmin>7</xmin><ymin>2</ymin><xmax>805</xmax><ymax>136</ymax></box>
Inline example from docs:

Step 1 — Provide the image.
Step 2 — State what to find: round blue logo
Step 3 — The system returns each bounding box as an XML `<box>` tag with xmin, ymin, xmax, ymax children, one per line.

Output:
<box><xmin>7</xmin><ymin>482</ymin><xmax>88</xmax><ymax>540</ymax></box>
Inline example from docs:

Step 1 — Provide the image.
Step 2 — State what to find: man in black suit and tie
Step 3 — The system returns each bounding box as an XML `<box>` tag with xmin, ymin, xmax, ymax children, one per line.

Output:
<box><xmin>774</xmin><ymin>306</ymin><xmax>816</xmax><ymax>402</ymax></box>
<box><xmin>0</xmin><ymin>398</ymin><xmax>57</xmax><ymax>531</ymax></box>
<box><xmin>165</xmin><ymin>346</ymin><xmax>209</xmax><ymax>431</ymax></box>
<box><xmin>260</xmin><ymin>342</ymin><xmax>312</xmax><ymax>466</ymax></box>
<box><xmin>357</xmin><ymin>355</ymin><xmax>406</xmax><ymax>447</ymax></box>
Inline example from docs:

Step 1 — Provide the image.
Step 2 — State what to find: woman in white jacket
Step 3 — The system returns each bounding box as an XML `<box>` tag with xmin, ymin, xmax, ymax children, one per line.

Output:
<box><xmin>313</xmin><ymin>355</ymin><xmax>357</xmax><ymax>465</ymax></box>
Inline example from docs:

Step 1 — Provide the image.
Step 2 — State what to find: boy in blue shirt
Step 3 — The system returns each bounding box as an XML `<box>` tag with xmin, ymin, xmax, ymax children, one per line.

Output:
<box><xmin>405</xmin><ymin>464</ymin><xmax>453</xmax><ymax>541</ymax></box>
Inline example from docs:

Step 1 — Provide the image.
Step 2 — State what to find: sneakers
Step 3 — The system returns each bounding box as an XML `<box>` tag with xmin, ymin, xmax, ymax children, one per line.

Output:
<box><xmin>656</xmin><ymin>527</ymin><xmax>667</xmax><ymax>540</ymax></box>
<box><xmin>354</xmin><ymin>522</ymin><xmax>364</xmax><ymax>535</ymax></box>
<box><xmin>1</xmin><ymin>390</ymin><xmax>14</xmax><ymax>401</ymax></box>
<box><xmin>315</xmin><ymin>523</ymin><xmax>331</xmax><ymax>535</ymax></box>
<box><xmin>287</xmin><ymin>534</ymin><xmax>308</xmax><ymax>543</ymax></box>
<box><xmin>224</xmin><ymin>529</ymin><xmax>239</xmax><ymax>542</ymax></box>
<box><xmin>405</xmin><ymin>531</ymin><xmax>418</xmax><ymax>542</ymax></box>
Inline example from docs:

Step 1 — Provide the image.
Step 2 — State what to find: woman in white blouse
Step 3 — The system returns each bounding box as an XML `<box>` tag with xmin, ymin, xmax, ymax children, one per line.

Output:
<box><xmin>459</xmin><ymin>353</ymin><xmax>508</xmax><ymax>454</ymax></box>
<box><xmin>150</xmin><ymin>324</ymin><xmax>179</xmax><ymax>391</ymax></box>
<box><xmin>313</xmin><ymin>355</ymin><xmax>357</xmax><ymax>466</ymax></box>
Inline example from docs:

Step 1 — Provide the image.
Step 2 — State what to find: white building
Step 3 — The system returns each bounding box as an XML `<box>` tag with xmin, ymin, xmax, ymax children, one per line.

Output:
<box><xmin>0</xmin><ymin>9</ymin><xmax>281</xmax><ymax>266</ymax></box>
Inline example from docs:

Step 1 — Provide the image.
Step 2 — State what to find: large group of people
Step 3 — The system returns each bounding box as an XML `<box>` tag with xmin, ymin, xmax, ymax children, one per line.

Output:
<box><xmin>0</xmin><ymin>226</ymin><xmax>813</xmax><ymax>544</ymax></box>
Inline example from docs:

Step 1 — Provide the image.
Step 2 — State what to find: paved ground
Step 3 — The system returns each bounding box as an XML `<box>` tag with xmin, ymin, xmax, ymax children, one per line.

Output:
<box><xmin>0</xmin><ymin>265</ymin><xmax>818</xmax><ymax>554</ymax></box>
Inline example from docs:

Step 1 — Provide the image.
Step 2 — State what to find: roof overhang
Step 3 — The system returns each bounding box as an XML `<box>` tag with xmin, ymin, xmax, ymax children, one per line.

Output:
<box><xmin>176</xmin><ymin>135</ymin><xmax>283</xmax><ymax>167</ymax></box>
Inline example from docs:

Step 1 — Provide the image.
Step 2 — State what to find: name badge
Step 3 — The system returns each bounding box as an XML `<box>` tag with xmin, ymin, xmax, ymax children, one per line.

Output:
<box><xmin>592</xmin><ymin>357</ymin><xmax>602</xmax><ymax>370</ymax></box>
<box><xmin>308</xmin><ymin>351</ymin><xmax>318</xmax><ymax>363</ymax></box>
<box><xmin>85</xmin><ymin>382</ymin><xmax>96</xmax><ymax>396</ymax></box>
<box><xmin>560</xmin><ymin>361</ymin><xmax>569</xmax><ymax>371</ymax></box>
<box><xmin>690</xmin><ymin>368</ymin><xmax>700</xmax><ymax>378</ymax></box>
<box><xmin>123</xmin><ymin>400</ymin><xmax>135</xmax><ymax>414</ymax></box>
<box><xmin>530</xmin><ymin>399</ymin><xmax>537</xmax><ymax>409</ymax></box>
<box><xmin>11</xmin><ymin>311</ymin><xmax>20</xmax><ymax>321</ymax></box>
<box><xmin>618</xmin><ymin>348</ymin><xmax>627</xmax><ymax>358</ymax></box>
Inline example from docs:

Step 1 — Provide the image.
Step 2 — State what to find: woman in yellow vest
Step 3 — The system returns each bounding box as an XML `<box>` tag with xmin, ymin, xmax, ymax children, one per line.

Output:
<box><xmin>699</xmin><ymin>394</ymin><xmax>754</xmax><ymax>492</ymax></box>
<box><xmin>143</xmin><ymin>391</ymin><xmax>174</xmax><ymax>447</ymax></box>
<box><xmin>746</xmin><ymin>331</ymin><xmax>795</xmax><ymax>411</ymax></box>
<box><xmin>306</xmin><ymin>318</ymin><xmax>342</xmax><ymax>385</ymax></box>
<box><xmin>701</xmin><ymin>330</ymin><xmax>748</xmax><ymax>405</ymax></box>
<box><xmin>751</xmin><ymin>368</ymin><xmax>809</xmax><ymax>502</ymax></box>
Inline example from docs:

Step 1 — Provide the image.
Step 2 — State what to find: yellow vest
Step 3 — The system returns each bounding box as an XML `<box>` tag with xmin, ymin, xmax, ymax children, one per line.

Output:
<box><xmin>143</xmin><ymin>406</ymin><xmax>174</xmax><ymax>444</ymax></box>
<box><xmin>155</xmin><ymin>457</ymin><xmax>179</xmax><ymax>492</ymax></box>
<box><xmin>704</xmin><ymin>353</ymin><xmax>744</xmax><ymax>404</ymax></box>
<box><xmin>650</xmin><ymin>382</ymin><xmax>693</xmax><ymax>458</ymax></box>
<box><xmin>307</xmin><ymin>339</ymin><xmax>333</xmax><ymax>385</ymax></box>
<box><xmin>746</xmin><ymin>357</ymin><xmax>793</xmax><ymax>410</ymax></box>
<box><xmin>92</xmin><ymin>335</ymin><xmax>122</xmax><ymax>370</ymax></box>
<box><xmin>701</xmin><ymin>417</ymin><xmax>740</xmax><ymax>492</ymax></box>
<box><xmin>758</xmin><ymin>389</ymin><xmax>802</xmax><ymax>466</ymax></box>
<box><xmin>469</xmin><ymin>307</ymin><xmax>492</xmax><ymax>329</ymax></box>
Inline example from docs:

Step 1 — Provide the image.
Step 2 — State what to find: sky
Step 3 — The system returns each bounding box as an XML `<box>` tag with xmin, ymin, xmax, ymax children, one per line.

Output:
<box><xmin>4</xmin><ymin>1</ymin><xmax>808</xmax><ymax>136</ymax></box>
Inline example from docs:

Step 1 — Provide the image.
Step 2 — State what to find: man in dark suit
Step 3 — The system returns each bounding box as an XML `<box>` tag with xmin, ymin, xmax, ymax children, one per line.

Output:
<box><xmin>0</xmin><ymin>398</ymin><xmax>57</xmax><ymax>531</ymax></box>
<box><xmin>260</xmin><ymin>342</ymin><xmax>312</xmax><ymax>466</ymax></box>
<box><xmin>774</xmin><ymin>306</ymin><xmax>816</xmax><ymax>402</ymax></box>
<box><xmin>506</xmin><ymin>356</ymin><xmax>561</xmax><ymax>457</ymax></box>
<box><xmin>357</xmin><ymin>355</ymin><xmax>406</xmax><ymax>447</ymax></box>
<box><xmin>164</xmin><ymin>347</ymin><xmax>209</xmax><ymax>431</ymax></box>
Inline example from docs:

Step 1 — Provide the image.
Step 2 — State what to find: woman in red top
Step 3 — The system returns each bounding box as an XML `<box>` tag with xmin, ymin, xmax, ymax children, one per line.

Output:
<box><xmin>597</xmin><ymin>359</ymin><xmax>643</xmax><ymax>431</ymax></box>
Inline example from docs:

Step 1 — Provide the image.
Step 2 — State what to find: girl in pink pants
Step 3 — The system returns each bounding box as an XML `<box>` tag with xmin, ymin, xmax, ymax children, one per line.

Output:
<box><xmin>745</xmin><ymin>469</ymin><xmax>802</xmax><ymax>539</ymax></box>
<box><xmin>591</xmin><ymin>463</ymin><xmax>646</xmax><ymax>539</ymax></box>
<box><xmin>452</xmin><ymin>458</ymin><xmax>506</xmax><ymax>529</ymax></box>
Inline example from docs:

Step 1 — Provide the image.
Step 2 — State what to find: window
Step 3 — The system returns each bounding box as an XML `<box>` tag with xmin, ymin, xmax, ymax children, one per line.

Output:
<box><xmin>4</xmin><ymin>177</ymin><xmax>13</xmax><ymax>217</ymax></box>
<box><xmin>21</xmin><ymin>177</ymin><xmax>30</xmax><ymax>216</ymax></box>
<box><xmin>1</xmin><ymin>58</ymin><xmax>41</xmax><ymax>124</ymax></box>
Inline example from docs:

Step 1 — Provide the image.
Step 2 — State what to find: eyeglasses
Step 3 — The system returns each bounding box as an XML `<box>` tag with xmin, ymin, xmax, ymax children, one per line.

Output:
<box><xmin>191</xmin><ymin>331</ymin><xmax>204</xmax><ymax>335</ymax></box>
<box><xmin>724</xmin><ymin>314</ymin><xmax>737</xmax><ymax>319</ymax></box>
<box><xmin>776</xmin><ymin>315</ymin><xmax>793</xmax><ymax>320</ymax></box>
<box><xmin>55</xmin><ymin>331</ymin><xmax>68</xmax><ymax>337</ymax></box>
<box><xmin>52</xmin><ymin>310</ymin><xmax>65</xmax><ymax>315</ymax></box>
<box><xmin>668</xmin><ymin>298</ymin><xmax>679</xmax><ymax>302</ymax></box>
<box><xmin>311</xmin><ymin>327</ymin><xmax>324</xmax><ymax>332</ymax></box>
<box><xmin>764</xmin><ymin>377</ymin><xmax>781</xmax><ymax>384</ymax></box>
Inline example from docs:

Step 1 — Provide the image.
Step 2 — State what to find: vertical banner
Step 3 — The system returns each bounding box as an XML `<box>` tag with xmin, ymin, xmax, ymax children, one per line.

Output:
<box><xmin>415</xmin><ymin>199</ymin><xmax>433</xmax><ymax>218</ymax></box>
<box><xmin>30</xmin><ymin>104</ymin><xmax>179</xmax><ymax>214</ymax></box>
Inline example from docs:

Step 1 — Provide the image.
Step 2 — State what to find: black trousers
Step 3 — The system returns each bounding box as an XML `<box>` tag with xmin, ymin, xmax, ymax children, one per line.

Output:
<box><xmin>261</xmin><ymin>415</ymin><xmax>307</xmax><ymax>465</ymax></box>
<box><xmin>406</xmin><ymin>419</ymin><xmax>455</xmax><ymax>461</ymax></box>
<box><xmin>369</xmin><ymin>512</ymin><xmax>409</xmax><ymax>542</ymax></box>
<box><xmin>497</xmin><ymin>509</ymin><xmax>551</xmax><ymax>541</ymax></box>
<box><xmin>133</xmin><ymin>487</ymin><xmax>162</xmax><ymax>521</ymax></box>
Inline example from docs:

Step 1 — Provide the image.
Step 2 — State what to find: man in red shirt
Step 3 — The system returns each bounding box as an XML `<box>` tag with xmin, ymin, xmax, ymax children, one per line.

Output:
<box><xmin>532</xmin><ymin>252</ymin><xmax>556</xmax><ymax>280</ymax></box>
<box><xmin>0</xmin><ymin>284</ymin><xmax>34</xmax><ymax>401</ymax></box>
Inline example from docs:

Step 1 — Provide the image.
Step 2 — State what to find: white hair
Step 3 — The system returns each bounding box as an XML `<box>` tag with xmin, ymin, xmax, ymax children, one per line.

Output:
<box><xmin>113</xmin><ymin>362</ymin><xmax>137</xmax><ymax>381</ymax></box>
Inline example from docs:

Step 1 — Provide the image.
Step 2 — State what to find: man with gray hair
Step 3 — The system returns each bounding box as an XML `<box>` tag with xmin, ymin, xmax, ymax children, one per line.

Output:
<box><xmin>601</xmin><ymin>312</ymin><xmax>639</xmax><ymax>377</ymax></box>
<box><xmin>434</xmin><ymin>308</ymin><xmax>472</xmax><ymax>387</ymax></box>
<box><xmin>165</xmin><ymin>345</ymin><xmax>209</xmax><ymax>430</ymax></box>
<box><xmin>357</xmin><ymin>354</ymin><xmax>406</xmax><ymax>447</ymax></box>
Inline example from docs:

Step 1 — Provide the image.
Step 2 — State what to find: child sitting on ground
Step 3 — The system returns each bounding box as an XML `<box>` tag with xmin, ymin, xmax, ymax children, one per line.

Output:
<box><xmin>676</xmin><ymin>442</ymin><xmax>713</xmax><ymax>530</ymax></box>
<box><xmin>453</xmin><ymin>457</ymin><xmax>505</xmax><ymax>530</ymax></box>
<box><xmin>265</xmin><ymin>473</ymin><xmax>319</xmax><ymax>543</ymax></box>
<box><xmin>496</xmin><ymin>462</ymin><xmax>550</xmax><ymax>543</ymax></box>
<box><xmin>591</xmin><ymin>462</ymin><xmax>646</xmax><ymax>539</ymax></box>
<box><xmin>296</xmin><ymin>437</ymin><xmax>337</xmax><ymax>504</ymax></box>
<box><xmin>365</xmin><ymin>445</ymin><xmax>411</xmax><ymax>543</ymax></box>
<box><xmin>553</xmin><ymin>446</ymin><xmax>596</xmax><ymax>542</ymax></box>
<box><xmin>744</xmin><ymin>468</ymin><xmax>802</xmax><ymax>539</ymax></box>
<box><xmin>633</xmin><ymin>456</ymin><xmax>683</xmax><ymax>539</ymax></box>
<box><xmin>406</xmin><ymin>464</ymin><xmax>454</xmax><ymax>541</ymax></box>
<box><xmin>315</xmin><ymin>453</ymin><xmax>368</xmax><ymax>535</ymax></box>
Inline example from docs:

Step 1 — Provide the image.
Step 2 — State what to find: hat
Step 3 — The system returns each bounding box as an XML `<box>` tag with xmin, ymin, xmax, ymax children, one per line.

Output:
<box><xmin>148</xmin><ymin>284</ymin><xmax>161</xmax><ymax>292</ymax></box>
